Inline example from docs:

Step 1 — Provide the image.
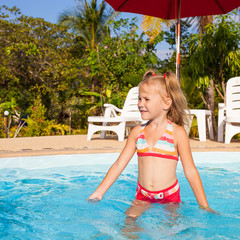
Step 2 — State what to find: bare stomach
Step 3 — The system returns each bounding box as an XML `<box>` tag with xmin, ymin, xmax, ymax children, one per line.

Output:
<box><xmin>137</xmin><ymin>156</ymin><xmax>178</xmax><ymax>191</ymax></box>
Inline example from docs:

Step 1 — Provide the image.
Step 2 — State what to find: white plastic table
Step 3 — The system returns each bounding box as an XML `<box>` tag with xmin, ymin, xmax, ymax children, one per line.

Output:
<box><xmin>188</xmin><ymin>109</ymin><xmax>214</xmax><ymax>142</ymax></box>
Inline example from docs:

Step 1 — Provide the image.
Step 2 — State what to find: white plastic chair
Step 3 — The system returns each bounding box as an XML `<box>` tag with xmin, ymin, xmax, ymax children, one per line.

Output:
<box><xmin>218</xmin><ymin>77</ymin><xmax>240</xmax><ymax>144</ymax></box>
<box><xmin>87</xmin><ymin>87</ymin><xmax>142</xmax><ymax>141</ymax></box>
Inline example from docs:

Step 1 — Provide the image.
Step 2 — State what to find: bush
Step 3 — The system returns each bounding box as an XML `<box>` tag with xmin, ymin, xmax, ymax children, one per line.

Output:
<box><xmin>19</xmin><ymin>97</ymin><xmax>69</xmax><ymax>137</ymax></box>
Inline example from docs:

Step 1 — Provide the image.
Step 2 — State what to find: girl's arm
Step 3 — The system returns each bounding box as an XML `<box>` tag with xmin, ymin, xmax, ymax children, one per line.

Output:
<box><xmin>88</xmin><ymin>126</ymin><xmax>140</xmax><ymax>201</ymax></box>
<box><xmin>174</xmin><ymin>126</ymin><xmax>210</xmax><ymax>210</ymax></box>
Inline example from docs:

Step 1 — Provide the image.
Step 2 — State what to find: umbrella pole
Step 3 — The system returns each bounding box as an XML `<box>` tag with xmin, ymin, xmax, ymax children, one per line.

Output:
<box><xmin>176</xmin><ymin>0</ymin><xmax>181</xmax><ymax>81</ymax></box>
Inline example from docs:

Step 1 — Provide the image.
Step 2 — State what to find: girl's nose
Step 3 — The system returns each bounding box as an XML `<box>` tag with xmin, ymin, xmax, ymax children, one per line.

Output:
<box><xmin>138</xmin><ymin>101</ymin><xmax>143</xmax><ymax>109</ymax></box>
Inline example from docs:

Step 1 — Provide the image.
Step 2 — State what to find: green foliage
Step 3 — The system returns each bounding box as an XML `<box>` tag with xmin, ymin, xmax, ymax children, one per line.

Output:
<box><xmin>0</xmin><ymin>98</ymin><xmax>18</xmax><ymax>114</ymax></box>
<box><xmin>0</xmin><ymin>98</ymin><xmax>23</xmax><ymax>137</ymax></box>
<box><xmin>0</xmin><ymin>5</ymin><xmax>83</xmax><ymax>116</ymax></box>
<box><xmin>180</xmin><ymin>76</ymin><xmax>204</xmax><ymax>109</ymax></box>
<box><xmin>186</xmin><ymin>14</ymin><xmax>240</xmax><ymax>98</ymax></box>
<box><xmin>58</xmin><ymin>0</ymin><xmax>115</xmax><ymax>50</ymax></box>
<box><xmin>181</xmin><ymin>13</ymin><xmax>240</xmax><ymax>138</ymax></box>
<box><xmin>20</xmin><ymin>97</ymin><xmax>69</xmax><ymax>137</ymax></box>
<box><xmin>121</xmin><ymin>72</ymin><xmax>142</xmax><ymax>86</ymax></box>
<box><xmin>189</xmin><ymin>118</ymin><xmax>199</xmax><ymax>138</ymax></box>
<box><xmin>141</xmin><ymin>15</ymin><xmax>171</xmax><ymax>43</ymax></box>
<box><xmin>97</xmin><ymin>18</ymin><xmax>162</xmax><ymax>90</ymax></box>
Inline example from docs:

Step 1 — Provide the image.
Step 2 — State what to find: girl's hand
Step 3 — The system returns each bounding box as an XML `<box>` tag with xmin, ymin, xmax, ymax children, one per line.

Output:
<box><xmin>87</xmin><ymin>193</ymin><xmax>103</xmax><ymax>203</ymax></box>
<box><xmin>87</xmin><ymin>198</ymin><xmax>102</xmax><ymax>203</ymax></box>
<box><xmin>199</xmin><ymin>206</ymin><xmax>219</xmax><ymax>214</ymax></box>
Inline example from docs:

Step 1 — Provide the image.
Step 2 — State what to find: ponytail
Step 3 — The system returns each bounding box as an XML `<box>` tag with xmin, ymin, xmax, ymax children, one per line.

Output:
<box><xmin>164</xmin><ymin>72</ymin><xmax>189</xmax><ymax>127</ymax></box>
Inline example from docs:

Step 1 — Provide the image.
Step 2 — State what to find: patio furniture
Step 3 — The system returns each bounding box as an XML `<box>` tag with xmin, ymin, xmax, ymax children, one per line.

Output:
<box><xmin>186</xmin><ymin>109</ymin><xmax>214</xmax><ymax>142</ymax></box>
<box><xmin>218</xmin><ymin>77</ymin><xmax>240</xmax><ymax>144</ymax></box>
<box><xmin>87</xmin><ymin>87</ymin><xmax>142</xmax><ymax>141</ymax></box>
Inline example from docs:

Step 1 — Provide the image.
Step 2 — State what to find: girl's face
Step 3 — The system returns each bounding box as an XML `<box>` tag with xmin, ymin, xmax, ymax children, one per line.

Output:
<box><xmin>138</xmin><ymin>83</ymin><xmax>171</xmax><ymax>120</ymax></box>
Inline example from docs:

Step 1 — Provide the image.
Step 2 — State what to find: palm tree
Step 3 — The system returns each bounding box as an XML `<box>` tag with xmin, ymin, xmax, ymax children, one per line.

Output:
<box><xmin>141</xmin><ymin>15</ymin><xmax>214</xmax><ymax>42</ymax></box>
<box><xmin>58</xmin><ymin>0</ymin><xmax>117</xmax><ymax>102</ymax></box>
<box><xmin>58</xmin><ymin>0</ymin><xmax>115</xmax><ymax>50</ymax></box>
<box><xmin>199</xmin><ymin>16</ymin><xmax>213</xmax><ymax>34</ymax></box>
<box><xmin>141</xmin><ymin>16</ymin><xmax>171</xmax><ymax>43</ymax></box>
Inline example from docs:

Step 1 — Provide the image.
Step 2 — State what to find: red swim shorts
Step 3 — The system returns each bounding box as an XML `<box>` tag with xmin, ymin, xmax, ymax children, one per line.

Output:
<box><xmin>135</xmin><ymin>179</ymin><xmax>181</xmax><ymax>203</ymax></box>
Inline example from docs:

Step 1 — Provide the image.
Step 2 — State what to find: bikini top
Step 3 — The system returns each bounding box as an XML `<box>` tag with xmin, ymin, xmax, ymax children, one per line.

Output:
<box><xmin>136</xmin><ymin>120</ymin><xmax>179</xmax><ymax>161</ymax></box>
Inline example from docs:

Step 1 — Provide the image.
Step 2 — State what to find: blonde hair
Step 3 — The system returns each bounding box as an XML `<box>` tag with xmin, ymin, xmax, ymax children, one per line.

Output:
<box><xmin>139</xmin><ymin>71</ymin><xmax>189</xmax><ymax>127</ymax></box>
<box><xmin>142</xmin><ymin>69</ymin><xmax>159</xmax><ymax>81</ymax></box>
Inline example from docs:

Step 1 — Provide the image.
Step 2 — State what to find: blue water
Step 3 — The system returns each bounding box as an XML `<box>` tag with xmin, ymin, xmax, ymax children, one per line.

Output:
<box><xmin>0</xmin><ymin>152</ymin><xmax>239</xmax><ymax>239</ymax></box>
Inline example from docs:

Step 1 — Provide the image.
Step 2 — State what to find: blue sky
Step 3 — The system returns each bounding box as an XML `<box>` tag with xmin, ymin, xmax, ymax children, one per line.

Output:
<box><xmin>2</xmin><ymin>0</ymin><xmax>139</xmax><ymax>24</ymax></box>
<box><xmin>1</xmin><ymin>0</ymin><xmax>171</xmax><ymax>59</ymax></box>
<box><xmin>2</xmin><ymin>0</ymin><xmax>79</xmax><ymax>23</ymax></box>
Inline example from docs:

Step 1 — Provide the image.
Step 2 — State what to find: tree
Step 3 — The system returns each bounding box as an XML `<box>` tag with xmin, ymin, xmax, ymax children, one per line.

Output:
<box><xmin>99</xmin><ymin>18</ymin><xmax>162</xmax><ymax>86</ymax></box>
<box><xmin>186</xmin><ymin>13</ymin><xmax>240</xmax><ymax>138</ymax></box>
<box><xmin>83</xmin><ymin>18</ymin><xmax>164</xmax><ymax>115</ymax></box>
<box><xmin>140</xmin><ymin>16</ymin><xmax>171</xmax><ymax>43</ymax></box>
<box><xmin>58</xmin><ymin>0</ymin><xmax>115</xmax><ymax>50</ymax></box>
<box><xmin>140</xmin><ymin>14</ymin><xmax>213</xmax><ymax>43</ymax></box>
<box><xmin>199</xmin><ymin>16</ymin><xmax>213</xmax><ymax>34</ymax></box>
<box><xmin>0</xmin><ymin>5</ymin><xmax>83</xmax><ymax>122</ymax></box>
<box><xmin>58</xmin><ymin>0</ymin><xmax>116</xmax><ymax>102</ymax></box>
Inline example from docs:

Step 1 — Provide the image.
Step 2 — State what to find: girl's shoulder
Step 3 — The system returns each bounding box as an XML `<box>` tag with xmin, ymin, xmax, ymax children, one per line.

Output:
<box><xmin>172</xmin><ymin>122</ymin><xmax>189</xmax><ymax>142</ymax></box>
<box><xmin>129</xmin><ymin>122</ymin><xmax>147</xmax><ymax>141</ymax></box>
<box><xmin>132</xmin><ymin>123</ymin><xmax>145</xmax><ymax>134</ymax></box>
<box><xmin>171</xmin><ymin>122</ymin><xmax>184</xmax><ymax>131</ymax></box>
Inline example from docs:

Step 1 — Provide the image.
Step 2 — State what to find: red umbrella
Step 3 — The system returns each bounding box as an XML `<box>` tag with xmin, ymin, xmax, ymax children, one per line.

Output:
<box><xmin>105</xmin><ymin>0</ymin><xmax>240</xmax><ymax>80</ymax></box>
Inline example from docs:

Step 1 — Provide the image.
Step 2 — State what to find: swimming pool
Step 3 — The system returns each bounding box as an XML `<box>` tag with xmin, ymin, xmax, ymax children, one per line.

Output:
<box><xmin>0</xmin><ymin>152</ymin><xmax>239</xmax><ymax>239</ymax></box>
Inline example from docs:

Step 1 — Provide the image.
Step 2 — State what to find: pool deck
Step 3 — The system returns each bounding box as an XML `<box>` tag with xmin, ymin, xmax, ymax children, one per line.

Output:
<box><xmin>0</xmin><ymin>134</ymin><xmax>240</xmax><ymax>158</ymax></box>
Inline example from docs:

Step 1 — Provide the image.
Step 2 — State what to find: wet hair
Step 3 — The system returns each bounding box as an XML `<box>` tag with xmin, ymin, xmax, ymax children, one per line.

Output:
<box><xmin>139</xmin><ymin>70</ymin><xmax>189</xmax><ymax>127</ymax></box>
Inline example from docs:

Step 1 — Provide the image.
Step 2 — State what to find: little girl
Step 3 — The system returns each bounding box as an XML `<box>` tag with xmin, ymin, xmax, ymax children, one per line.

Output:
<box><xmin>88</xmin><ymin>70</ymin><xmax>212</xmax><ymax>216</ymax></box>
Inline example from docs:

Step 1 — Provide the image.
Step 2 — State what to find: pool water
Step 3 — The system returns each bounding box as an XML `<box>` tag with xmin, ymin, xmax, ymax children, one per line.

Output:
<box><xmin>0</xmin><ymin>152</ymin><xmax>239</xmax><ymax>239</ymax></box>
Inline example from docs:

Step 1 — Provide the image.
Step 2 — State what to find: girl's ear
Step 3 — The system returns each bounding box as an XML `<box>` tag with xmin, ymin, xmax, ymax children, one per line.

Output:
<box><xmin>163</xmin><ymin>97</ymin><xmax>172</xmax><ymax>111</ymax></box>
